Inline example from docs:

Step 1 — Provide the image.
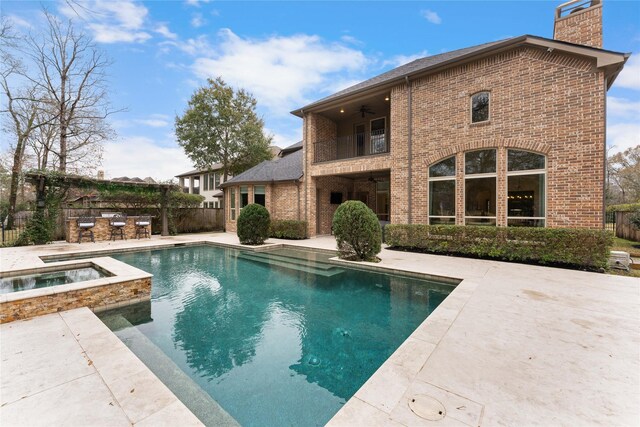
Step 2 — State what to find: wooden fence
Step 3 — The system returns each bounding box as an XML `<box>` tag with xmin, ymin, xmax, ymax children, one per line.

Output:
<box><xmin>615</xmin><ymin>211</ymin><xmax>640</xmax><ymax>242</ymax></box>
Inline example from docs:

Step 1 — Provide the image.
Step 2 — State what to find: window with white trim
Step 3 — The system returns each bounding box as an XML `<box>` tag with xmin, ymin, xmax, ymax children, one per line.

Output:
<box><xmin>240</xmin><ymin>186</ymin><xmax>249</xmax><ymax>208</ymax></box>
<box><xmin>428</xmin><ymin>156</ymin><xmax>456</xmax><ymax>224</ymax></box>
<box><xmin>507</xmin><ymin>150</ymin><xmax>546</xmax><ymax>227</ymax></box>
<box><xmin>464</xmin><ymin>149</ymin><xmax>496</xmax><ymax>226</ymax></box>
<box><xmin>254</xmin><ymin>185</ymin><xmax>265</xmax><ymax>206</ymax></box>
<box><xmin>230</xmin><ymin>189</ymin><xmax>236</xmax><ymax>220</ymax></box>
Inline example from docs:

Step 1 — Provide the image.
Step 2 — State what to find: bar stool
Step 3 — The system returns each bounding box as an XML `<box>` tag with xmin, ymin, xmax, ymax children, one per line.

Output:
<box><xmin>77</xmin><ymin>216</ymin><xmax>96</xmax><ymax>243</ymax></box>
<box><xmin>109</xmin><ymin>214</ymin><xmax>127</xmax><ymax>241</ymax></box>
<box><xmin>135</xmin><ymin>216</ymin><xmax>151</xmax><ymax>239</ymax></box>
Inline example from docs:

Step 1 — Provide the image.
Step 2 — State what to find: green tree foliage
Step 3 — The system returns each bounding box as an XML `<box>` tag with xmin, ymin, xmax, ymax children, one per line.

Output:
<box><xmin>607</xmin><ymin>145</ymin><xmax>640</xmax><ymax>205</ymax></box>
<box><xmin>175</xmin><ymin>77</ymin><xmax>273</xmax><ymax>179</ymax></box>
<box><xmin>237</xmin><ymin>203</ymin><xmax>270</xmax><ymax>245</ymax></box>
<box><xmin>332</xmin><ymin>201</ymin><xmax>382</xmax><ymax>261</ymax></box>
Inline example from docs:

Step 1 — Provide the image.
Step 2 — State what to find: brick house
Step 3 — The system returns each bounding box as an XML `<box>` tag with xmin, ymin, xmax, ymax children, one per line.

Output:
<box><xmin>223</xmin><ymin>0</ymin><xmax>629</xmax><ymax>237</ymax></box>
<box><xmin>176</xmin><ymin>165</ymin><xmax>227</xmax><ymax>208</ymax></box>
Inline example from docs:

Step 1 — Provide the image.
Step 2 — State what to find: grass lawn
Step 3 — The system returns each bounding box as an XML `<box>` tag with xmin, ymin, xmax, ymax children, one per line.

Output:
<box><xmin>610</xmin><ymin>237</ymin><xmax>640</xmax><ymax>278</ymax></box>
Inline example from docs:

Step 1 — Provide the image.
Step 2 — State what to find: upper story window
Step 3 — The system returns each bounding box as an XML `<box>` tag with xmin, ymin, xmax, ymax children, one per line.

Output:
<box><xmin>428</xmin><ymin>156</ymin><xmax>456</xmax><ymax>225</ymax></box>
<box><xmin>471</xmin><ymin>92</ymin><xmax>490</xmax><ymax>123</ymax></box>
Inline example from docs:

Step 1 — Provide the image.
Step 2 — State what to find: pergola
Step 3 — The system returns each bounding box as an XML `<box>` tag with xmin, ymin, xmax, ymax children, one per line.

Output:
<box><xmin>25</xmin><ymin>172</ymin><xmax>178</xmax><ymax>236</ymax></box>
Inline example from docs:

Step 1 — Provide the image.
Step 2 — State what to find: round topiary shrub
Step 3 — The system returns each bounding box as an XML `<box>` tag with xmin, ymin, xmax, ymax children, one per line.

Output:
<box><xmin>237</xmin><ymin>203</ymin><xmax>270</xmax><ymax>245</ymax></box>
<box><xmin>332</xmin><ymin>200</ymin><xmax>382</xmax><ymax>261</ymax></box>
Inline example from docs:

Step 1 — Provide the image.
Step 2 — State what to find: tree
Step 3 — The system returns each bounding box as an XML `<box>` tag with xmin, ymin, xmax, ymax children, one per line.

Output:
<box><xmin>175</xmin><ymin>77</ymin><xmax>273</xmax><ymax>180</ymax></box>
<box><xmin>20</xmin><ymin>11</ymin><xmax>116</xmax><ymax>173</ymax></box>
<box><xmin>607</xmin><ymin>145</ymin><xmax>640</xmax><ymax>205</ymax></box>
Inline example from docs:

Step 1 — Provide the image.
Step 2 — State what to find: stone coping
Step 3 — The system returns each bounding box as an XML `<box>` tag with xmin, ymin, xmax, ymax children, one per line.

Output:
<box><xmin>0</xmin><ymin>257</ymin><xmax>152</xmax><ymax>304</ymax></box>
<box><xmin>0</xmin><ymin>308</ymin><xmax>203</xmax><ymax>426</ymax></box>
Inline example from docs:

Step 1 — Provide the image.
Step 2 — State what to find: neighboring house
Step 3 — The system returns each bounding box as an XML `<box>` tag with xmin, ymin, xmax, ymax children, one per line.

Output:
<box><xmin>224</xmin><ymin>0</ymin><xmax>629</xmax><ymax>237</ymax></box>
<box><xmin>221</xmin><ymin>143</ymin><xmax>303</xmax><ymax>230</ymax></box>
<box><xmin>176</xmin><ymin>164</ymin><xmax>227</xmax><ymax>208</ymax></box>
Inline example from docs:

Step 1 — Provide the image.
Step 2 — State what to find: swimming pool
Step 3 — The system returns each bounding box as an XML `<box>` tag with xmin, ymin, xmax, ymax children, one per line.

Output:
<box><xmin>100</xmin><ymin>245</ymin><xmax>456</xmax><ymax>426</ymax></box>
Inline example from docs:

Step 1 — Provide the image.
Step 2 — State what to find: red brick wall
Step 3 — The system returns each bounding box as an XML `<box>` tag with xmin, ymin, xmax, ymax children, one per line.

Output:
<box><xmin>302</xmin><ymin>45</ymin><xmax>606</xmax><ymax>233</ymax></box>
<box><xmin>554</xmin><ymin>4</ymin><xmax>603</xmax><ymax>48</ymax></box>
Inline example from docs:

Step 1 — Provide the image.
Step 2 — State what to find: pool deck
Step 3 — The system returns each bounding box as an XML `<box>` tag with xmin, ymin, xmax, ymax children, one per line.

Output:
<box><xmin>1</xmin><ymin>232</ymin><xmax>639</xmax><ymax>426</ymax></box>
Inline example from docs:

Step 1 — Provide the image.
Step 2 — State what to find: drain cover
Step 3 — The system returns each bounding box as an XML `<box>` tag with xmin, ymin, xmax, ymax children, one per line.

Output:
<box><xmin>408</xmin><ymin>394</ymin><xmax>446</xmax><ymax>421</ymax></box>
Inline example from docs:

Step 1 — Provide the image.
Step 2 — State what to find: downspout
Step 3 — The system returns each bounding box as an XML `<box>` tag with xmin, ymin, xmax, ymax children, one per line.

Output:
<box><xmin>406</xmin><ymin>76</ymin><xmax>413</xmax><ymax>224</ymax></box>
<box><xmin>602</xmin><ymin>76</ymin><xmax>607</xmax><ymax>229</ymax></box>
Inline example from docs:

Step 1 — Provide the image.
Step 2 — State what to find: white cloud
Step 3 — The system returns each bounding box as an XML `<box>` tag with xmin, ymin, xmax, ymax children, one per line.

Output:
<box><xmin>160</xmin><ymin>35</ymin><xmax>212</xmax><ymax>56</ymax></box>
<box><xmin>190</xmin><ymin>29</ymin><xmax>369</xmax><ymax>114</ymax></box>
<box><xmin>615</xmin><ymin>54</ymin><xmax>640</xmax><ymax>90</ymax></box>
<box><xmin>135</xmin><ymin>119</ymin><xmax>170</xmax><ymax>128</ymax></box>
<box><xmin>608</xmin><ymin>96</ymin><xmax>640</xmax><ymax>121</ymax></box>
<box><xmin>88</xmin><ymin>24</ymin><xmax>151</xmax><ymax>44</ymax></box>
<box><xmin>185</xmin><ymin>0</ymin><xmax>212</xmax><ymax>7</ymax></box>
<box><xmin>340</xmin><ymin>35</ymin><xmax>363</xmax><ymax>46</ymax></box>
<box><xmin>421</xmin><ymin>9</ymin><xmax>442</xmax><ymax>25</ymax></box>
<box><xmin>191</xmin><ymin>13</ymin><xmax>205</xmax><ymax>28</ymax></box>
<box><xmin>102</xmin><ymin>137</ymin><xmax>192</xmax><ymax>181</ymax></box>
<box><xmin>608</xmin><ymin>123</ymin><xmax>640</xmax><ymax>154</ymax></box>
<box><xmin>59</xmin><ymin>0</ymin><xmax>152</xmax><ymax>44</ymax></box>
<box><xmin>155</xmin><ymin>23</ymin><xmax>178</xmax><ymax>40</ymax></box>
<box><xmin>6</xmin><ymin>14</ymin><xmax>33</xmax><ymax>29</ymax></box>
<box><xmin>383</xmin><ymin>50</ymin><xmax>428</xmax><ymax>68</ymax></box>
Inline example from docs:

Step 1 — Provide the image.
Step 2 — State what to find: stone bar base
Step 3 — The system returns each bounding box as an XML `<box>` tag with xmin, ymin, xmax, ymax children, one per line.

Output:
<box><xmin>67</xmin><ymin>217</ymin><xmax>151</xmax><ymax>243</ymax></box>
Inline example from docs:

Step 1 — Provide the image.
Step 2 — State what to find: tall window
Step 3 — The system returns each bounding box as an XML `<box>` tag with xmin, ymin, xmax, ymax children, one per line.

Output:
<box><xmin>214</xmin><ymin>173</ymin><xmax>221</xmax><ymax>189</ymax></box>
<box><xmin>203</xmin><ymin>174</ymin><xmax>209</xmax><ymax>191</ymax></box>
<box><xmin>254</xmin><ymin>186</ymin><xmax>265</xmax><ymax>206</ymax></box>
<box><xmin>471</xmin><ymin>92</ymin><xmax>490</xmax><ymax>123</ymax></box>
<box><xmin>209</xmin><ymin>173</ymin><xmax>215</xmax><ymax>190</ymax></box>
<box><xmin>240</xmin><ymin>186</ymin><xmax>249</xmax><ymax>208</ymax></box>
<box><xmin>465</xmin><ymin>149</ymin><xmax>496</xmax><ymax>226</ymax></box>
<box><xmin>428</xmin><ymin>157</ymin><xmax>456</xmax><ymax>224</ymax></box>
<box><xmin>230</xmin><ymin>188</ymin><xmax>236</xmax><ymax>220</ymax></box>
<box><xmin>507</xmin><ymin>150</ymin><xmax>546</xmax><ymax>227</ymax></box>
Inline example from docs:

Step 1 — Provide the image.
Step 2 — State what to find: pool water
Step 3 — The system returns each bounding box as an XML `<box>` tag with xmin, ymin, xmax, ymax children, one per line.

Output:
<box><xmin>102</xmin><ymin>245</ymin><xmax>455</xmax><ymax>427</ymax></box>
<box><xmin>0</xmin><ymin>267</ymin><xmax>107</xmax><ymax>294</ymax></box>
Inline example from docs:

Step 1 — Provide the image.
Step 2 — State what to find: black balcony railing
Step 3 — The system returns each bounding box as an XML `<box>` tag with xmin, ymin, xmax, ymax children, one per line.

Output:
<box><xmin>314</xmin><ymin>130</ymin><xmax>389</xmax><ymax>163</ymax></box>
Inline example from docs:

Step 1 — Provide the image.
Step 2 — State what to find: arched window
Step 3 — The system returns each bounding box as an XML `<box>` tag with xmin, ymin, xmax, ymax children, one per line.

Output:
<box><xmin>428</xmin><ymin>157</ymin><xmax>456</xmax><ymax>224</ymax></box>
<box><xmin>471</xmin><ymin>92</ymin><xmax>490</xmax><ymax>123</ymax></box>
<box><xmin>464</xmin><ymin>149</ymin><xmax>496</xmax><ymax>225</ymax></box>
<box><xmin>507</xmin><ymin>150</ymin><xmax>546</xmax><ymax>227</ymax></box>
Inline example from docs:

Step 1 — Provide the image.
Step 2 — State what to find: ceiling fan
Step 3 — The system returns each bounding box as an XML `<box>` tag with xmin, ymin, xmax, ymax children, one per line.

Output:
<box><xmin>353</xmin><ymin>105</ymin><xmax>375</xmax><ymax>118</ymax></box>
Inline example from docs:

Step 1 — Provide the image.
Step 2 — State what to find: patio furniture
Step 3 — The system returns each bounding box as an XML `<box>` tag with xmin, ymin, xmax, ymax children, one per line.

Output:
<box><xmin>77</xmin><ymin>216</ymin><xmax>96</xmax><ymax>243</ymax></box>
<box><xmin>135</xmin><ymin>216</ymin><xmax>151</xmax><ymax>239</ymax></box>
<box><xmin>109</xmin><ymin>214</ymin><xmax>127</xmax><ymax>241</ymax></box>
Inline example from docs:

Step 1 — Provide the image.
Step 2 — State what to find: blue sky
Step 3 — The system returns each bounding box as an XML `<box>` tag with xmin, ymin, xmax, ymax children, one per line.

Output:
<box><xmin>3</xmin><ymin>0</ymin><xmax>639</xmax><ymax>181</ymax></box>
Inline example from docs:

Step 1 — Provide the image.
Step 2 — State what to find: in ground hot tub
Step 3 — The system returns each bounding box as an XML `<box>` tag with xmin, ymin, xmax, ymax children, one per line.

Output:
<box><xmin>0</xmin><ymin>266</ymin><xmax>110</xmax><ymax>294</ymax></box>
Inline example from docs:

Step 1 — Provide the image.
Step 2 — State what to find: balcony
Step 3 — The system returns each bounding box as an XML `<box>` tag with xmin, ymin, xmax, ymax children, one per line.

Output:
<box><xmin>314</xmin><ymin>130</ymin><xmax>389</xmax><ymax>163</ymax></box>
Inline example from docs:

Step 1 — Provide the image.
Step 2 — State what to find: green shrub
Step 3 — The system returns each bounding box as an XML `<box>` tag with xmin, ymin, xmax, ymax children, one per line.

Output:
<box><xmin>606</xmin><ymin>203</ymin><xmax>640</xmax><ymax>213</ymax></box>
<box><xmin>385</xmin><ymin>224</ymin><xmax>613</xmax><ymax>271</ymax></box>
<box><xmin>269</xmin><ymin>220</ymin><xmax>307</xmax><ymax>239</ymax></box>
<box><xmin>332</xmin><ymin>201</ymin><xmax>381</xmax><ymax>261</ymax></box>
<box><xmin>237</xmin><ymin>204</ymin><xmax>270</xmax><ymax>245</ymax></box>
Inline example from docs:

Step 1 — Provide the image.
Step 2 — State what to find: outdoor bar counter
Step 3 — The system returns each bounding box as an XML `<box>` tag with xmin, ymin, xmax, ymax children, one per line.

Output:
<box><xmin>66</xmin><ymin>216</ymin><xmax>152</xmax><ymax>243</ymax></box>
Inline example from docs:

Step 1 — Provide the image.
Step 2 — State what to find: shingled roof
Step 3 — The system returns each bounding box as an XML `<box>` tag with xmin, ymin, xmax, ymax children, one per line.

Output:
<box><xmin>291</xmin><ymin>34</ymin><xmax>628</xmax><ymax>115</ymax></box>
<box><xmin>220</xmin><ymin>149</ymin><xmax>303</xmax><ymax>187</ymax></box>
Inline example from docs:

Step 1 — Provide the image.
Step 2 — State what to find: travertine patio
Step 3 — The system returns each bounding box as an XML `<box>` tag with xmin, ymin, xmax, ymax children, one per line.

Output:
<box><xmin>1</xmin><ymin>232</ymin><xmax>638</xmax><ymax>426</ymax></box>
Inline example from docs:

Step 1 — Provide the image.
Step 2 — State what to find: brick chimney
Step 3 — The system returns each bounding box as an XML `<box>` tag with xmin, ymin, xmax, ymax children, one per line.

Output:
<box><xmin>553</xmin><ymin>0</ymin><xmax>603</xmax><ymax>48</ymax></box>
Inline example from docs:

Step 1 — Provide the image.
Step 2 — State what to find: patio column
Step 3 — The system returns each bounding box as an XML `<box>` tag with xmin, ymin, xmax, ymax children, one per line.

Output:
<box><xmin>161</xmin><ymin>187</ymin><xmax>169</xmax><ymax>236</ymax></box>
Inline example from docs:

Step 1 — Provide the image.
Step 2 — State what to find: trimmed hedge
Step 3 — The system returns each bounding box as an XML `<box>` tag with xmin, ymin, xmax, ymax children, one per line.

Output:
<box><xmin>332</xmin><ymin>200</ymin><xmax>381</xmax><ymax>261</ymax></box>
<box><xmin>237</xmin><ymin>204</ymin><xmax>270</xmax><ymax>245</ymax></box>
<box><xmin>606</xmin><ymin>203</ymin><xmax>640</xmax><ymax>213</ymax></box>
<box><xmin>269</xmin><ymin>220</ymin><xmax>308</xmax><ymax>239</ymax></box>
<box><xmin>385</xmin><ymin>224</ymin><xmax>613</xmax><ymax>271</ymax></box>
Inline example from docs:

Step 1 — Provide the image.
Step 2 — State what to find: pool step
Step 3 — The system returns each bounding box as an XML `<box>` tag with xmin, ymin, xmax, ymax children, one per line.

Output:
<box><xmin>238</xmin><ymin>252</ymin><xmax>343</xmax><ymax>278</ymax></box>
<box><xmin>245</xmin><ymin>251</ymin><xmax>336</xmax><ymax>270</ymax></box>
<box><xmin>101</xmin><ymin>314</ymin><xmax>240</xmax><ymax>427</ymax></box>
